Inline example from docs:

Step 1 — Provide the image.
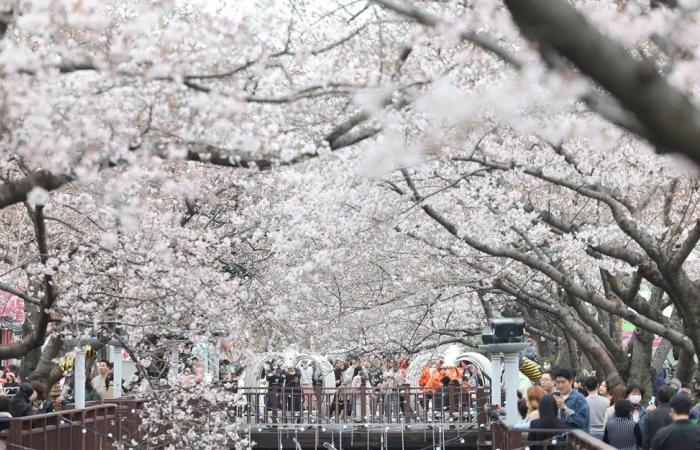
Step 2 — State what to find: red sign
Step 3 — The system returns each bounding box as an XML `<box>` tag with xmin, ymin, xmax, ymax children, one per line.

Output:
<box><xmin>0</xmin><ymin>289</ymin><xmax>26</xmax><ymax>323</ymax></box>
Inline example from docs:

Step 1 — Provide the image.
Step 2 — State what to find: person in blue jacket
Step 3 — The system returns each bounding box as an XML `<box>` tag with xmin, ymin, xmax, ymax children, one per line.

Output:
<box><xmin>553</xmin><ymin>368</ymin><xmax>590</xmax><ymax>432</ymax></box>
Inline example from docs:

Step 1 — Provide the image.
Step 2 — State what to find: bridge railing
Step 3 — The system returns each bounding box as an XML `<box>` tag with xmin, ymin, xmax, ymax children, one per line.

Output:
<box><xmin>489</xmin><ymin>420</ymin><xmax>616</xmax><ymax>450</ymax></box>
<box><xmin>232</xmin><ymin>385</ymin><xmax>491</xmax><ymax>424</ymax></box>
<box><xmin>4</xmin><ymin>403</ymin><xmax>118</xmax><ymax>450</ymax></box>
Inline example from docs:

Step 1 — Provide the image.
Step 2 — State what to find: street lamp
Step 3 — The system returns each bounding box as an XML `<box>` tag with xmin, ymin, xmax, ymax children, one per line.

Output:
<box><xmin>480</xmin><ymin>318</ymin><xmax>528</xmax><ymax>426</ymax></box>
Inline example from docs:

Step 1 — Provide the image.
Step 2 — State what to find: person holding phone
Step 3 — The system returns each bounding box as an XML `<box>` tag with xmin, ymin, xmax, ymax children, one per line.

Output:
<box><xmin>553</xmin><ymin>368</ymin><xmax>590</xmax><ymax>432</ymax></box>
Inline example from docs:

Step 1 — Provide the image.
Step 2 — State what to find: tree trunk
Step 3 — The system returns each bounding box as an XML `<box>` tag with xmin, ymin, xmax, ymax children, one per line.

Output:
<box><xmin>651</xmin><ymin>338</ymin><xmax>672</xmax><ymax>373</ymax></box>
<box><xmin>628</xmin><ymin>330</ymin><xmax>653</xmax><ymax>399</ymax></box>
<box><xmin>19</xmin><ymin>302</ymin><xmax>42</xmax><ymax>378</ymax></box>
<box><xmin>554</xmin><ymin>336</ymin><xmax>571</xmax><ymax>368</ymax></box>
<box><xmin>676</xmin><ymin>347</ymin><xmax>696</xmax><ymax>384</ymax></box>
<box><xmin>565</xmin><ymin>334</ymin><xmax>581</xmax><ymax>374</ymax></box>
<box><xmin>28</xmin><ymin>335</ymin><xmax>63</xmax><ymax>383</ymax></box>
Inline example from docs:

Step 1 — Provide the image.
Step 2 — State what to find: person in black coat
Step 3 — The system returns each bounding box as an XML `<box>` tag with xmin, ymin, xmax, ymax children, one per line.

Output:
<box><xmin>651</xmin><ymin>393</ymin><xmax>700</xmax><ymax>450</ymax></box>
<box><xmin>527</xmin><ymin>394</ymin><xmax>567</xmax><ymax>450</ymax></box>
<box><xmin>10</xmin><ymin>383</ymin><xmax>34</xmax><ymax>418</ymax></box>
<box><xmin>642</xmin><ymin>384</ymin><xmax>674</xmax><ymax>450</ymax></box>
<box><xmin>0</xmin><ymin>396</ymin><xmax>12</xmax><ymax>430</ymax></box>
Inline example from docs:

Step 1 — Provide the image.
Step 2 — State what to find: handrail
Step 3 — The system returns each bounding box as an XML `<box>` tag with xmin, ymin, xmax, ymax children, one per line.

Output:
<box><xmin>490</xmin><ymin>419</ymin><xmax>616</xmax><ymax>450</ymax></box>
<box><xmin>9</xmin><ymin>403</ymin><xmax>118</xmax><ymax>423</ymax></box>
<box><xmin>226</xmin><ymin>385</ymin><xmax>490</xmax><ymax>424</ymax></box>
<box><xmin>570</xmin><ymin>430</ymin><xmax>617</xmax><ymax>450</ymax></box>
<box><xmin>6</xmin><ymin>403</ymin><xmax>119</xmax><ymax>450</ymax></box>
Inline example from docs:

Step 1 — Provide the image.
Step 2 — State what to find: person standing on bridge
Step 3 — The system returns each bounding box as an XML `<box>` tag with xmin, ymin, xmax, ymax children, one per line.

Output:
<box><xmin>527</xmin><ymin>394</ymin><xmax>566</xmax><ymax>450</ymax></box>
<box><xmin>539</xmin><ymin>370</ymin><xmax>555</xmax><ymax>395</ymax></box>
<box><xmin>651</xmin><ymin>392</ymin><xmax>700</xmax><ymax>450</ymax></box>
<box><xmin>299</xmin><ymin>359</ymin><xmax>315</xmax><ymax>413</ymax></box>
<box><xmin>92</xmin><ymin>359</ymin><xmax>114</xmax><ymax>400</ymax></box>
<box><xmin>585</xmin><ymin>377</ymin><xmax>609</xmax><ymax>441</ymax></box>
<box><xmin>642</xmin><ymin>384</ymin><xmax>674</xmax><ymax>450</ymax></box>
<box><xmin>553</xmin><ymin>368</ymin><xmax>590</xmax><ymax>432</ymax></box>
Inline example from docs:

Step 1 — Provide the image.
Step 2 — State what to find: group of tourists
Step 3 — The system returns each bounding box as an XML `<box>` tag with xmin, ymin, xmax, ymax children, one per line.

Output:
<box><xmin>0</xmin><ymin>365</ymin><xmax>54</xmax><ymax>431</ymax></box>
<box><xmin>251</xmin><ymin>354</ymin><xmax>487</xmax><ymax>420</ymax></box>
<box><xmin>518</xmin><ymin>367</ymin><xmax>700</xmax><ymax>450</ymax></box>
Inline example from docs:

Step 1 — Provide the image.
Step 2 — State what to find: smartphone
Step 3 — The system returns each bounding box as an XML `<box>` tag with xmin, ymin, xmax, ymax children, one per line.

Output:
<box><xmin>553</xmin><ymin>391</ymin><xmax>561</xmax><ymax>397</ymax></box>
<box><xmin>649</xmin><ymin>396</ymin><xmax>656</xmax><ymax>406</ymax></box>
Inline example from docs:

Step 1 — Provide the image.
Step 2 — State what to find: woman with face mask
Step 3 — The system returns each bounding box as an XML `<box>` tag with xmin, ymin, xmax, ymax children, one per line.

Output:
<box><xmin>626</xmin><ymin>384</ymin><xmax>647</xmax><ymax>427</ymax></box>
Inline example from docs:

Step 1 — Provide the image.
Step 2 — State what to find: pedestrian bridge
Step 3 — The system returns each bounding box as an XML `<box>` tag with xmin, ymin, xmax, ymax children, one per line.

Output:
<box><xmin>0</xmin><ymin>390</ymin><xmax>614</xmax><ymax>450</ymax></box>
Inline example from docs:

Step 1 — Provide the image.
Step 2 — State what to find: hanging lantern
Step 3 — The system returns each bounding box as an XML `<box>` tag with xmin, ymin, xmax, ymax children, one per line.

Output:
<box><xmin>59</xmin><ymin>354</ymin><xmax>75</xmax><ymax>373</ymax></box>
<box><xmin>84</xmin><ymin>345</ymin><xmax>96</xmax><ymax>360</ymax></box>
<box><xmin>58</xmin><ymin>346</ymin><xmax>97</xmax><ymax>373</ymax></box>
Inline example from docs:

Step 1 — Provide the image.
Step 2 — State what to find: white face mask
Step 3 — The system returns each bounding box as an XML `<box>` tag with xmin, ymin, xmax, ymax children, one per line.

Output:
<box><xmin>629</xmin><ymin>394</ymin><xmax>642</xmax><ymax>405</ymax></box>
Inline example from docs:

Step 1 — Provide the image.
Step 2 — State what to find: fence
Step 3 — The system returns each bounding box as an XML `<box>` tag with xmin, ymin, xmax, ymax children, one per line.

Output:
<box><xmin>233</xmin><ymin>385</ymin><xmax>491</xmax><ymax>425</ymax></box>
<box><xmin>4</xmin><ymin>404</ymin><xmax>117</xmax><ymax>450</ymax></box>
<box><xmin>0</xmin><ymin>387</ymin><xmax>491</xmax><ymax>449</ymax></box>
<box><xmin>489</xmin><ymin>420</ymin><xmax>616</xmax><ymax>450</ymax></box>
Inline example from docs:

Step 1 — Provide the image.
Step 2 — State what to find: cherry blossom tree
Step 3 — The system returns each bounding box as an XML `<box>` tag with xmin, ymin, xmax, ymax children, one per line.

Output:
<box><xmin>0</xmin><ymin>0</ymin><xmax>699</xmax><ymax>446</ymax></box>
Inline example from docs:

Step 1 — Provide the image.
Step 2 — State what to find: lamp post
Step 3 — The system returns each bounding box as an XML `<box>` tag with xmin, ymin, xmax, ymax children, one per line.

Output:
<box><xmin>74</xmin><ymin>348</ymin><xmax>86</xmax><ymax>409</ymax></box>
<box><xmin>112</xmin><ymin>345</ymin><xmax>123</xmax><ymax>398</ymax></box>
<box><xmin>480</xmin><ymin>318</ymin><xmax>528</xmax><ymax>426</ymax></box>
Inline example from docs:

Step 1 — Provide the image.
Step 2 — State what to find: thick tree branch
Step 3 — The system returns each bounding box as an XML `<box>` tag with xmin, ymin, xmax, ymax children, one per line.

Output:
<box><xmin>0</xmin><ymin>282</ymin><xmax>41</xmax><ymax>306</ymax></box>
<box><xmin>504</xmin><ymin>0</ymin><xmax>700</xmax><ymax>165</ymax></box>
<box><xmin>373</xmin><ymin>0</ymin><xmax>522</xmax><ymax>69</ymax></box>
<box><xmin>401</xmin><ymin>168</ymin><xmax>694</xmax><ymax>354</ymax></box>
<box><xmin>0</xmin><ymin>171</ymin><xmax>72</xmax><ymax>211</ymax></box>
<box><xmin>669</xmin><ymin>219</ymin><xmax>700</xmax><ymax>270</ymax></box>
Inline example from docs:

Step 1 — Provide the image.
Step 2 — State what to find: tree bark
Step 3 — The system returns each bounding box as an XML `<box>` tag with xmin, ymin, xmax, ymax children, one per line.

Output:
<box><xmin>628</xmin><ymin>330</ymin><xmax>653</xmax><ymax>398</ymax></box>
<box><xmin>676</xmin><ymin>348</ymin><xmax>696</xmax><ymax>384</ymax></box>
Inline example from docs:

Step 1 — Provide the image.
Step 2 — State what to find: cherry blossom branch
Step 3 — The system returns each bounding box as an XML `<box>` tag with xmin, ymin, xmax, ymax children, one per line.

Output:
<box><xmin>400</xmin><ymin>168</ymin><xmax>695</xmax><ymax>353</ymax></box>
<box><xmin>0</xmin><ymin>170</ymin><xmax>71</xmax><ymax>211</ymax></box>
<box><xmin>372</xmin><ymin>0</ymin><xmax>522</xmax><ymax>69</ymax></box>
<box><xmin>669</xmin><ymin>219</ymin><xmax>700</xmax><ymax>270</ymax></box>
<box><xmin>0</xmin><ymin>206</ymin><xmax>54</xmax><ymax>359</ymax></box>
<box><xmin>453</xmin><ymin>154</ymin><xmax>667</xmax><ymax>267</ymax></box>
<box><xmin>0</xmin><ymin>3</ymin><xmax>12</xmax><ymax>40</ymax></box>
<box><xmin>0</xmin><ymin>281</ymin><xmax>41</xmax><ymax>306</ymax></box>
<box><xmin>373</xmin><ymin>0</ymin><xmax>650</xmax><ymax>139</ymax></box>
<box><xmin>503</xmin><ymin>0</ymin><xmax>700</xmax><ymax>165</ymax></box>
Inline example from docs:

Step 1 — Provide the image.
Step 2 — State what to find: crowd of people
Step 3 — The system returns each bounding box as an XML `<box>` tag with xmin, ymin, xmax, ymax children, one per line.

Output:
<box><xmin>516</xmin><ymin>367</ymin><xmax>700</xmax><ymax>450</ymax></box>
<box><xmin>0</xmin><ymin>356</ymin><xmax>148</xmax><ymax>430</ymax></box>
<box><xmin>0</xmin><ymin>365</ymin><xmax>55</xmax><ymax>430</ymax></box>
<box><xmin>253</xmin><ymin>355</ymin><xmax>414</xmax><ymax>415</ymax></box>
<box><xmin>246</xmin><ymin>354</ymin><xmax>489</xmax><ymax>420</ymax></box>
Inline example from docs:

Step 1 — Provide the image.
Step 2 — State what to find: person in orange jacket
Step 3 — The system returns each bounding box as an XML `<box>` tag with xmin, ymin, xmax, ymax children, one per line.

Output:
<box><xmin>426</xmin><ymin>360</ymin><xmax>446</xmax><ymax>390</ymax></box>
<box><xmin>419</xmin><ymin>362</ymin><xmax>432</xmax><ymax>389</ymax></box>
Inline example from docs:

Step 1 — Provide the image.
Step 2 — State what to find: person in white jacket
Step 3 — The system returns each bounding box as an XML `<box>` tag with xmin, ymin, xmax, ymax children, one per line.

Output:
<box><xmin>298</xmin><ymin>360</ymin><xmax>315</xmax><ymax>412</ymax></box>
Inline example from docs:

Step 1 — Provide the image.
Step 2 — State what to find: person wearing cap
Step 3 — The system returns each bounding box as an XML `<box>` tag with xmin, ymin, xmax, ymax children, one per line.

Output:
<box><xmin>651</xmin><ymin>392</ymin><xmax>700</xmax><ymax>450</ymax></box>
<box><xmin>10</xmin><ymin>383</ymin><xmax>34</xmax><ymax>418</ymax></box>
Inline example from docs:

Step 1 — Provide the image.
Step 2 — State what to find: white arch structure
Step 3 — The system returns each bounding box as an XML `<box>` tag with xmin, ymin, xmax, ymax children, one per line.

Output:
<box><xmin>241</xmin><ymin>351</ymin><xmax>336</xmax><ymax>389</ymax></box>
<box><xmin>405</xmin><ymin>344</ymin><xmax>532</xmax><ymax>392</ymax></box>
